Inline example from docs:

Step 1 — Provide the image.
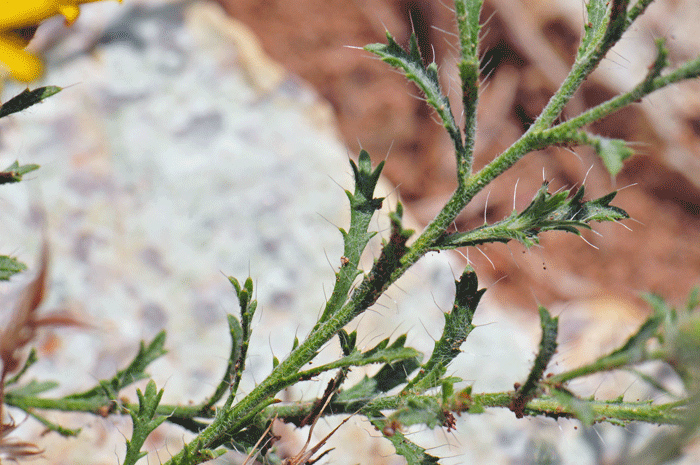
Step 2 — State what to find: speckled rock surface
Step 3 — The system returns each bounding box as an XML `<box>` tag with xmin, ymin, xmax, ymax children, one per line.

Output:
<box><xmin>0</xmin><ymin>2</ymin><xmax>691</xmax><ymax>465</ymax></box>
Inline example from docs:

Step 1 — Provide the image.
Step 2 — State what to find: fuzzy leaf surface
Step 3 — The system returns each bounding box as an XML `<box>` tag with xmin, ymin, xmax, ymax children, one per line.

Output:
<box><xmin>365</xmin><ymin>33</ymin><xmax>463</xmax><ymax>154</ymax></box>
<box><xmin>124</xmin><ymin>380</ymin><xmax>166</xmax><ymax>465</ymax></box>
<box><xmin>406</xmin><ymin>266</ymin><xmax>484</xmax><ymax>392</ymax></box>
<box><xmin>510</xmin><ymin>307</ymin><xmax>558</xmax><ymax>418</ymax></box>
<box><xmin>434</xmin><ymin>183</ymin><xmax>628</xmax><ymax>249</ymax></box>
<box><xmin>317</xmin><ymin>150</ymin><xmax>383</xmax><ymax>324</ymax></box>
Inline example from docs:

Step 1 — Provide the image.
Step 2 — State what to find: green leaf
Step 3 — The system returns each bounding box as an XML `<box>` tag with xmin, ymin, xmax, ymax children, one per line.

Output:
<box><xmin>316</xmin><ymin>150</ymin><xmax>382</xmax><ymax>325</ymax></box>
<box><xmin>434</xmin><ymin>183</ymin><xmax>628</xmax><ymax>249</ymax></box>
<box><xmin>454</xmin><ymin>0</ymin><xmax>483</xmax><ymax>63</ymax></box>
<box><xmin>202</xmin><ymin>314</ymin><xmax>243</xmax><ymax>410</ymax></box>
<box><xmin>322</xmin><ymin>335</ymin><xmax>421</xmax><ymax>400</ymax></box>
<box><xmin>577</xmin><ymin>0</ymin><xmax>629</xmax><ymax>62</ymax></box>
<box><xmin>124</xmin><ymin>380</ymin><xmax>167</xmax><ymax>465</ymax></box>
<box><xmin>348</xmin><ymin>149</ymin><xmax>385</xmax><ymax>212</ymax></box>
<box><xmin>582</xmin><ymin>134</ymin><xmax>634</xmax><ymax>176</ymax></box>
<box><xmin>0</xmin><ymin>86</ymin><xmax>61</xmax><ymax>119</ymax></box>
<box><xmin>366</xmin><ymin>412</ymin><xmax>440</xmax><ymax>465</ymax></box>
<box><xmin>353</xmin><ymin>202</ymin><xmax>415</xmax><ymax>314</ymax></box>
<box><xmin>454</xmin><ymin>0</ymin><xmax>483</xmax><ymax>176</ymax></box>
<box><xmin>365</xmin><ymin>33</ymin><xmax>463</xmax><ymax>155</ymax></box>
<box><xmin>6</xmin><ymin>380</ymin><xmax>58</xmax><ymax>397</ymax></box>
<box><xmin>553</xmin><ymin>388</ymin><xmax>595</xmax><ymax>426</ymax></box>
<box><xmin>0</xmin><ymin>255</ymin><xmax>27</xmax><ymax>280</ymax></box>
<box><xmin>67</xmin><ymin>331</ymin><xmax>167</xmax><ymax>400</ymax></box>
<box><xmin>510</xmin><ymin>307</ymin><xmax>558</xmax><ymax>418</ymax></box>
<box><xmin>406</xmin><ymin>266</ymin><xmax>484</xmax><ymax>392</ymax></box>
<box><xmin>0</xmin><ymin>161</ymin><xmax>40</xmax><ymax>185</ymax></box>
<box><xmin>390</xmin><ymin>396</ymin><xmax>445</xmax><ymax>429</ymax></box>
<box><xmin>578</xmin><ymin>0</ymin><xmax>609</xmax><ymax>59</ymax></box>
<box><xmin>338</xmin><ymin>329</ymin><xmax>357</xmax><ymax>356</ymax></box>
<box><xmin>548</xmin><ymin>300</ymin><xmax>666</xmax><ymax>385</ymax></box>
<box><xmin>5</xmin><ymin>348</ymin><xmax>38</xmax><ymax>385</ymax></box>
<box><xmin>224</xmin><ymin>277</ymin><xmax>258</xmax><ymax>404</ymax></box>
<box><xmin>26</xmin><ymin>410</ymin><xmax>81</xmax><ymax>436</ymax></box>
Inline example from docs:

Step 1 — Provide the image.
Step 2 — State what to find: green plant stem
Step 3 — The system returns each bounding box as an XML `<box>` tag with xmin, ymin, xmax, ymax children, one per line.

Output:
<box><xmin>627</xmin><ymin>0</ymin><xmax>656</xmax><ymax>26</ymax></box>
<box><xmin>453</xmin><ymin>0</ymin><xmax>483</xmax><ymax>180</ymax></box>
<box><xmin>260</xmin><ymin>391</ymin><xmax>685</xmax><ymax>427</ymax></box>
<box><xmin>544</xmin><ymin>56</ymin><xmax>700</xmax><ymax>136</ymax></box>
<box><xmin>5</xmin><ymin>394</ymin><xmax>204</xmax><ymax>419</ymax></box>
<box><xmin>531</xmin><ymin>0</ymin><xmax>629</xmax><ymax>131</ymax></box>
<box><xmin>164</xmin><ymin>301</ymin><xmax>370</xmax><ymax>463</ymax></box>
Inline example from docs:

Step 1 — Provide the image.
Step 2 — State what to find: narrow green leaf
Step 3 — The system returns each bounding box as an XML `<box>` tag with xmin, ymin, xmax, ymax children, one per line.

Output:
<box><xmin>6</xmin><ymin>380</ymin><xmax>59</xmax><ymax>397</ymax></box>
<box><xmin>365</xmin><ymin>33</ymin><xmax>463</xmax><ymax>155</ymax></box>
<box><xmin>454</xmin><ymin>0</ymin><xmax>483</xmax><ymax>63</ymax></box>
<box><xmin>599</xmin><ymin>298</ymin><xmax>666</xmax><ymax>367</ymax></box>
<box><xmin>348</xmin><ymin>149</ymin><xmax>385</xmax><ymax>212</ymax></box>
<box><xmin>26</xmin><ymin>410</ymin><xmax>81</xmax><ymax>436</ymax></box>
<box><xmin>406</xmin><ymin>266</ymin><xmax>484</xmax><ymax>392</ymax></box>
<box><xmin>124</xmin><ymin>380</ymin><xmax>167</xmax><ymax>465</ymax></box>
<box><xmin>316</xmin><ymin>150</ymin><xmax>382</xmax><ymax>325</ymax></box>
<box><xmin>338</xmin><ymin>329</ymin><xmax>356</xmax><ymax>356</ymax></box>
<box><xmin>641</xmin><ymin>38</ymin><xmax>670</xmax><ymax>90</ymax></box>
<box><xmin>549</xmin><ymin>302</ymin><xmax>665</xmax><ymax>385</ymax></box>
<box><xmin>578</xmin><ymin>0</ymin><xmax>609</xmax><ymax>59</ymax></box>
<box><xmin>6</xmin><ymin>348</ymin><xmax>38</xmax><ymax>385</ymax></box>
<box><xmin>627</xmin><ymin>0</ymin><xmax>656</xmax><ymax>26</ymax></box>
<box><xmin>223</xmin><ymin>278</ymin><xmax>258</xmax><ymax>405</ymax></box>
<box><xmin>510</xmin><ymin>307</ymin><xmax>558</xmax><ymax>418</ymax></box>
<box><xmin>320</xmin><ymin>335</ymin><xmax>422</xmax><ymax>399</ymax></box>
<box><xmin>601</xmin><ymin>0</ymin><xmax>630</xmax><ymax>52</ymax></box>
<box><xmin>202</xmin><ymin>314</ymin><xmax>243</xmax><ymax>409</ymax></box>
<box><xmin>578</xmin><ymin>0</ymin><xmax>629</xmax><ymax>62</ymax></box>
<box><xmin>67</xmin><ymin>331</ymin><xmax>167</xmax><ymax>400</ymax></box>
<box><xmin>0</xmin><ymin>86</ymin><xmax>61</xmax><ymax>118</ymax></box>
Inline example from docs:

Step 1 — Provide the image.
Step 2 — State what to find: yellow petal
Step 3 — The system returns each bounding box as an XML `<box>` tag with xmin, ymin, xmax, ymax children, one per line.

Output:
<box><xmin>0</xmin><ymin>0</ymin><xmax>121</xmax><ymax>31</ymax></box>
<box><xmin>0</xmin><ymin>1</ymin><xmax>62</xmax><ymax>30</ymax></box>
<box><xmin>0</xmin><ymin>33</ymin><xmax>43</xmax><ymax>82</ymax></box>
<box><xmin>58</xmin><ymin>4</ymin><xmax>80</xmax><ymax>25</ymax></box>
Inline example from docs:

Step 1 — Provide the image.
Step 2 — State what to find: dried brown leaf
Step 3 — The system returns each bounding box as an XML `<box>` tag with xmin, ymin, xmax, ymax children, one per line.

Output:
<box><xmin>0</xmin><ymin>244</ymin><xmax>88</xmax><ymax>382</ymax></box>
<box><xmin>0</xmin><ymin>417</ymin><xmax>43</xmax><ymax>463</ymax></box>
<box><xmin>0</xmin><ymin>241</ymin><xmax>88</xmax><ymax>456</ymax></box>
<box><xmin>0</xmin><ymin>244</ymin><xmax>49</xmax><ymax>380</ymax></box>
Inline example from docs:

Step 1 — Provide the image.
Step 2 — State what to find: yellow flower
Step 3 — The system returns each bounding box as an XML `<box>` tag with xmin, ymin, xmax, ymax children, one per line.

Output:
<box><xmin>0</xmin><ymin>0</ymin><xmax>121</xmax><ymax>82</ymax></box>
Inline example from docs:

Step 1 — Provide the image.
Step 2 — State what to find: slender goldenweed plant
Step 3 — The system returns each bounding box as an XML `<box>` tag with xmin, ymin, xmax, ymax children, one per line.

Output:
<box><xmin>3</xmin><ymin>1</ymin><xmax>700</xmax><ymax>464</ymax></box>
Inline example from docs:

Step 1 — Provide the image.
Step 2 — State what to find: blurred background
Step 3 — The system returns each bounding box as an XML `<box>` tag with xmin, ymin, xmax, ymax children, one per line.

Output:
<box><xmin>1</xmin><ymin>0</ymin><xmax>700</xmax><ymax>464</ymax></box>
<box><xmin>218</xmin><ymin>0</ymin><xmax>700</xmax><ymax>315</ymax></box>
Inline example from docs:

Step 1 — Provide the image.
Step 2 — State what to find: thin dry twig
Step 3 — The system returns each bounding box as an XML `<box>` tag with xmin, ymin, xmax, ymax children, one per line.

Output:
<box><xmin>281</xmin><ymin>373</ymin><xmax>354</xmax><ymax>465</ymax></box>
<box><xmin>0</xmin><ymin>418</ymin><xmax>43</xmax><ymax>462</ymax></box>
